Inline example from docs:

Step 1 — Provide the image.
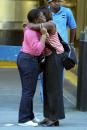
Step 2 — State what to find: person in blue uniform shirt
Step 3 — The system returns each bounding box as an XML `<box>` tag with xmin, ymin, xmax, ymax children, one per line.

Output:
<box><xmin>47</xmin><ymin>0</ymin><xmax>76</xmax><ymax>45</ymax></box>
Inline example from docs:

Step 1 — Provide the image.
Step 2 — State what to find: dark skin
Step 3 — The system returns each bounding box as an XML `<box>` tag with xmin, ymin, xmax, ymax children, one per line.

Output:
<box><xmin>27</xmin><ymin>8</ymin><xmax>56</xmax><ymax>35</ymax></box>
<box><xmin>70</xmin><ymin>29</ymin><xmax>76</xmax><ymax>43</ymax></box>
<box><xmin>28</xmin><ymin>19</ymin><xmax>56</xmax><ymax>35</ymax></box>
<box><xmin>48</xmin><ymin>0</ymin><xmax>61</xmax><ymax>13</ymax></box>
<box><xmin>23</xmin><ymin>10</ymin><xmax>55</xmax><ymax>35</ymax></box>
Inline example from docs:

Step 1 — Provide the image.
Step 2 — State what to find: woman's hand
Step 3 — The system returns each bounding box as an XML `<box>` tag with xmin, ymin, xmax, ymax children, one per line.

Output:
<box><xmin>40</xmin><ymin>27</ymin><xmax>47</xmax><ymax>35</ymax></box>
<box><xmin>40</xmin><ymin>27</ymin><xmax>49</xmax><ymax>37</ymax></box>
<box><xmin>40</xmin><ymin>27</ymin><xmax>49</xmax><ymax>45</ymax></box>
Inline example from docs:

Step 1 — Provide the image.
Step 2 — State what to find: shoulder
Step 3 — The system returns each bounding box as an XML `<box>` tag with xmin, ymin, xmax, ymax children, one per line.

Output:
<box><xmin>61</xmin><ymin>6</ymin><xmax>72</xmax><ymax>14</ymax></box>
<box><xmin>24</xmin><ymin>26</ymin><xmax>32</xmax><ymax>33</ymax></box>
<box><xmin>48</xmin><ymin>21</ymin><xmax>56</xmax><ymax>34</ymax></box>
<box><xmin>48</xmin><ymin>20</ymin><xmax>55</xmax><ymax>27</ymax></box>
<box><xmin>24</xmin><ymin>26</ymin><xmax>38</xmax><ymax>36</ymax></box>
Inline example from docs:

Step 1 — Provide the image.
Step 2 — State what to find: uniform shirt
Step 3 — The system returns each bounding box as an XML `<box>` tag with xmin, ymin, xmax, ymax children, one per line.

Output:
<box><xmin>52</xmin><ymin>6</ymin><xmax>76</xmax><ymax>43</ymax></box>
<box><xmin>45</xmin><ymin>32</ymin><xmax>64</xmax><ymax>56</ymax></box>
<box><xmin>21</xmin><ymin>26</ymin><xmax>45</xmax><ymax>56</ymax></box>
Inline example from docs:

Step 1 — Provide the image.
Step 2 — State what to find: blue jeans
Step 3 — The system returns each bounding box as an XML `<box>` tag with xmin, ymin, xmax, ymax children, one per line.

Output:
<box><xmin>17</xmin><ymin>52</ymin><xmax>39</xmax><ymax>123</ymax></box>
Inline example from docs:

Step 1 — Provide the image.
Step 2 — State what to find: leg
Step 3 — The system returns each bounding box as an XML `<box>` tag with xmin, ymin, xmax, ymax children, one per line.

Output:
<box><xmin>43</xmin><ymin>53</ymin><xmax>65</xmax><ymax>120</ymax></box>
<box><xmin>17</xmin><ymin>52</ymin><xmax>39</xmax><ymax>123</ymax></box>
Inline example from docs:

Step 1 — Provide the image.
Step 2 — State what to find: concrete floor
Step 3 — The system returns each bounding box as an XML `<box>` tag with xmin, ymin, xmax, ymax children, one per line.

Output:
<box><xmin>0</xmin><ymin>68</ymin><xmax>87</xmax><ymax>130</ymax></box>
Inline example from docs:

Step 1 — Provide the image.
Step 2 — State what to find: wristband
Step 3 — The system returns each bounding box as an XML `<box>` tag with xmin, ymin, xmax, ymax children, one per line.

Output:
<box><xmin>40</xmin><ymin>23</ymin><xmax>43</xmax><ymax>29</ymax></box>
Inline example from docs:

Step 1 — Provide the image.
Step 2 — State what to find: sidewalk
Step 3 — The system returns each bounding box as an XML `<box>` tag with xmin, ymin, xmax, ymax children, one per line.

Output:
<box><xmin>0</xmin><ymin>109</ymin><xmax>87</xmax><ymax>130</ymax></box>
<box><xmin>0</xmin><ymin>68</ymin><xmax>87</xmax><ymax>130</ymax></box>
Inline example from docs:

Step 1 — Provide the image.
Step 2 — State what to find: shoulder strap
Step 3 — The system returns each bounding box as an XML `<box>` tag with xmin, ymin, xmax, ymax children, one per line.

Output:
<box><xmin>58</xmin><ymin>33</ymin><xmax>63</xmax><ymax>42</ymax></box>
<box><xmin>58</xmin><ymin>33</ymin><xmax>70</xmax><ymax>52</ymax></box>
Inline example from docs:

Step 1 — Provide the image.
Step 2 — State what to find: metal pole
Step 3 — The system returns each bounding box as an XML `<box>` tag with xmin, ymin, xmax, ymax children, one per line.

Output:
<box><xmin>77</xmin><ymin>26</ymin><xmax>87</xmax><ymax>111</ymax></box>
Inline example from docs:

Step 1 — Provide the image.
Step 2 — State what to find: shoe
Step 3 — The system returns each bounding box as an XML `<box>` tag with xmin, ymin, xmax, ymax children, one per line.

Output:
<box><xmin>42</xmin><ymin>120</ymin><xmax>59</xmax><ymax>127</ymax></box>
<box><xmin>18</xmin><ymin>120</ymin><xmax>38</xmax><ymax>127</ymax></box>
<box><xmin>54</xmin><ymin>121</ymin><xmax>59</xmax><ymax>126</ymax></box>
<box><xmin>38</xmin><ymin>118</ymin><xmax>49</xmax><ymax>125</ymax></box>
<box><xmin>32</xmin><ymin>117</ymin><xmax>40</xmax><ymax>123</ymax></box>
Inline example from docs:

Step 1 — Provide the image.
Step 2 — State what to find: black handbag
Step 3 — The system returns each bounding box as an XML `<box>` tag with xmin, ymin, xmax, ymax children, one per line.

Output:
<box><xmin>62</xmin><ymin>45</ymin><xmax>77</xmax><ymax>70</ymax></box>
<box><xmin>58</xmin><ymin>33</ymin><xmax>77</xmax><ymax>70</ymax></box>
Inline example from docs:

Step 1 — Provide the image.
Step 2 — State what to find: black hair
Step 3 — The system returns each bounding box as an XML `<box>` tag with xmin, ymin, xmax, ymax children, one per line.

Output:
<box><xmin>27</xmin><ymin>9</ymin><xmax>41</xmax><ymax>23</ymax></box>
<box><xmin>47</xmin><ymin>0</ymin><xmax>60</xmax><ymax>2</ymax></box>
<box><xmin>38</xmin><ymin>6</ymin><xmax>52</xmax><ymax>21</ymax></box>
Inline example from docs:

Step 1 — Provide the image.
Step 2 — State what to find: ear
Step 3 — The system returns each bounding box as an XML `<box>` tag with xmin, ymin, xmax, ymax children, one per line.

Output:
<box><xmin>34</xmin><ymin>18</ymin><xmax>38</xmax><ymax>23</ymax></box>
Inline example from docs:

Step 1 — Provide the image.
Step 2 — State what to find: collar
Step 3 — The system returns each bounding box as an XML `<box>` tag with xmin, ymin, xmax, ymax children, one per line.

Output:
<box><xmin>52</xmin><ymin>6</ymin><xmax>63</xmax><ymax>15</ymax></box>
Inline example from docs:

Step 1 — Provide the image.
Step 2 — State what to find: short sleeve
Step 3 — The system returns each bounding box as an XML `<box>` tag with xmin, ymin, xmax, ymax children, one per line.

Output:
<box><xmin>66</xmin><ymin>8</ymin><xmax>76</xmax><ymax>29</ymax></box>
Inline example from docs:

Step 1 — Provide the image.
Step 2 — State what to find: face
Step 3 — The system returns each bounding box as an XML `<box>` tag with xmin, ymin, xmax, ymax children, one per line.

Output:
<box><xmin>35</xmin><ymin>12</ymin><xmax>46</xmax><ymax>23</ymax></box>
<box><xmin>48</xmin><ymin>0</ymin><xmax>60</xmax><ymax>11</ymax></box>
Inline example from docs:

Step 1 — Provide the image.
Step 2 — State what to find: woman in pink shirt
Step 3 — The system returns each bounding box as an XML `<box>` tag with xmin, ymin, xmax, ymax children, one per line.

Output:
<box><xmin>17</xmin><ymin>9</ymin><xmax>47</xmax><ymax>127</ymax></box>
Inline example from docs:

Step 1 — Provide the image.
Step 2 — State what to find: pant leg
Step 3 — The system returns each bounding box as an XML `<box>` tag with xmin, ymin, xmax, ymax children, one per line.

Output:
<box><xmin>43</xmin><ymin>53</ymin><xmax>65</xmax><ymax>120</ymax></box>
<box><xmin>17</xmin><ymin>52</ymin><xmax>39</xmax><ymax>123</ymax></box>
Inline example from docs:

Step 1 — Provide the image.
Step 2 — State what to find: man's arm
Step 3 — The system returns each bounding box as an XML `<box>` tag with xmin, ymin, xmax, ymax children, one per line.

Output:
<box><xmin>70</xmin><ymin>28</ymin><xmax>76</xmax><ymax>44</ymax></box>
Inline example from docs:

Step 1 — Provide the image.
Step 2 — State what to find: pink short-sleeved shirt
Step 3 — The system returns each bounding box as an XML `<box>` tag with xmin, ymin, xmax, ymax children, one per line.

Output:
<box><xmin>21</xmin><ymin>26</ymin><xmax>45</xmax><ymax>56</ymax></box>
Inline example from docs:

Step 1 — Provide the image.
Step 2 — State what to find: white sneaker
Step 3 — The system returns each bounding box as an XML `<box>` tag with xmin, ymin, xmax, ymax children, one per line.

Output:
<box><xmin>18</xmin><ymin>120</ymin><xmax>38</xmax><ymax>127</ymax></box>
<box><xmin>33</xmin><ymin>117</ymin><xmax>40</xmax><ymax>123</ymax></box>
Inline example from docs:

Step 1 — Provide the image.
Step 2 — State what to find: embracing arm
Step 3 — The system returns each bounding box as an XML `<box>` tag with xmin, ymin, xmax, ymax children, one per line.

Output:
<box><xmin>27</xmin><ymin>21</ymin><xmax>56</xmax><ymax>34</ymax></box>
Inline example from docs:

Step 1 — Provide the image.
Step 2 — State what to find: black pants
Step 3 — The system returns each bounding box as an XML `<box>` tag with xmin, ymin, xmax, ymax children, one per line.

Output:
<box><xmin>17</xmin><ymin>52</ymin><xmax>39</xmax><ymax>123</ymax></box>
<box><xmin>43</xmin><ymin>52</ymin><xmax>65</xmax><ymax>120</ymax></box>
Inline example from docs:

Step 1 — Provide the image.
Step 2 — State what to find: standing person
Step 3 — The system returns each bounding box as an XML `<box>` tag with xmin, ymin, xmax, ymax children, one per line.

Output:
<box><xmin>47</xmin><ymin>0</ymin><xmax>76</xmax><ymax>45</ymax></box>
<box><xmin>39</xmin><ymin>7</ymin><xmax>65</xmax><ymax>127</ymax></box>
<box><xmin>17</xmin><ymin>9</ymin><xmax>47</xmax><ymax>127</ymax></box>
<box><xmin>27</xmin><ymin>7</ymin><xmax>65</xmax><ymax>126</ymax></box>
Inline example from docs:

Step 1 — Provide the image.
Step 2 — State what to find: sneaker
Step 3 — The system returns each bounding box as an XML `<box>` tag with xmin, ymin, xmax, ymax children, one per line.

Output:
<box><xmin>18</xmin><ymin>120</ymin><xmax>38</xmax><ymax>127</ymax></box>
<box><xmin>33</xmin><ymin>117</ymin><xmax>40</xmax><ymax>123</ymax></box>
